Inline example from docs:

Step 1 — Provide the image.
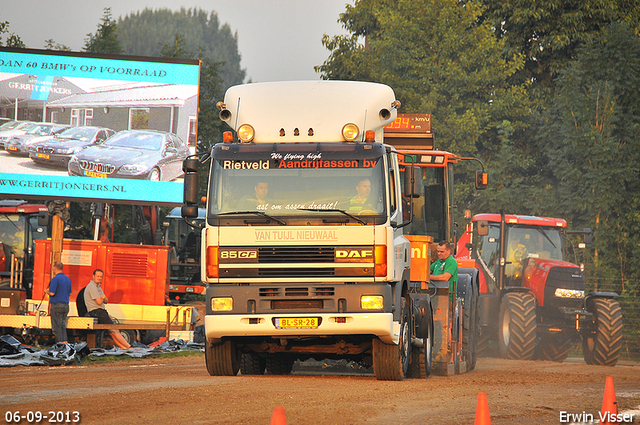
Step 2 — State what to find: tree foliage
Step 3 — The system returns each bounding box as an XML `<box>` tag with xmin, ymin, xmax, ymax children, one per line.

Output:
<box><xmin>117</xmin><ymin>7</ymin><xmax>245</xmax><ymax>89</ymax></box>
<box><xmin>317</xmin><ymin>0</ymin><xmax>531</xmax><ymax>209</ymax></box>
<box><xmin>0</xmin><ymin>20</ymin><xmax>25</xmax><ymax>48</ymax></box>
<box><xmin>83</xmin><ymin>8</ymin><xmax>123</xmax><ymax>55</ymax></box>
<box><xmin>541</xmin><ymin>22</ymin><xmax>640</xmax><ymax>294</ymax></box>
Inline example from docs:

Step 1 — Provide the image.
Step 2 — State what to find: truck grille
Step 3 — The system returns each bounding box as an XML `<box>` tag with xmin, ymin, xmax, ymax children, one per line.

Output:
<box><xmin>259</xmin><ymin>287</ymin><xmax>336</xmax><ymax>297</ymax></box>
<box><xmin>258</xmin><ymin>267</ymin><xmax>335</xmax><ymax>277</ymax></box>
<box><xmin>258</xmin><ymin>246</ymin><xmax>334</xmax><ymax>263</ymax></box>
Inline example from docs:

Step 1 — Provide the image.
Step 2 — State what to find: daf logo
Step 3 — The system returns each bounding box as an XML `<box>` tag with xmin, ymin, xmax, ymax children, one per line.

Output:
<box><xmin>336</xmin><ymin>249</ymin><xmax>373</xmax><ymax>259</ymax></box>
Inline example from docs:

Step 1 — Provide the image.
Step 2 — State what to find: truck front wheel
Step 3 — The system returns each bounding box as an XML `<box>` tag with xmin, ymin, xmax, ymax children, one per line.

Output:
<box><xmin>583</xmin><ymin>298</ymin><xmax>623</xmax><ymax>366</ymax></box>
<box><xmin>373</xmin><ymin>297</ymin><xmax>410</xmax><ymax>381</ymax></box>
<box><xmin>205</xmin><ymin>338</ymin><xmax>240</xmax><ymax>376</ymax></box>
<box><xmin>498</xmin><ymin>292</ymin><xmax>537</xmax><ymax>360</ymax></box>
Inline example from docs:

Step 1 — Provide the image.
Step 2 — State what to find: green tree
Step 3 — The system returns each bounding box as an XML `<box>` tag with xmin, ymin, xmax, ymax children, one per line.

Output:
<box><xmin>541</xmin><ymin>23</ymin><xmax>640</xmax><ymax>295</ymax></box>
<box><xmin>44</xmin><ymin>39</ymin><xmax>71</xmax><ymax>51</ymax></box>
<box><xmin>0</xmin><ymin>20</ymin><xmax>25</xmax><ymax>47</ymax></box>
<box><xmin>117</xmin><ymin>7</ymin><xmax>245</xmax><ymax>89</ymax></box>
<box><xmin>84</xmin><ymin>7</ymin><xmax>123</xmax><ymax>54</ymax></box>
<box><xmin>481</xmin><ymin>0</ymin><xmax>640</xmax><ymax>101</ymax></box>
<box><xmin>318</xmin><ymin>0</ymin><xmax>530</xmax><ymax>212</ymax></box>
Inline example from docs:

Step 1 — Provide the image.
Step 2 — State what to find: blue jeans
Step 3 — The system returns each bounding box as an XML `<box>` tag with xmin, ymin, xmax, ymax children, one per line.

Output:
<box><xmin>50</xmin><ymin>303</ymin><xmax>69</xmax><ymax>343</ymax></box>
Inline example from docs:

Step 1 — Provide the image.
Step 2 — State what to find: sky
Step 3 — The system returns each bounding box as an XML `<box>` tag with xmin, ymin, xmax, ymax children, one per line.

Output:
<box><xmin>0</xmin><ymin>0</ymin><xmax>353</xmax><ymax>83</ymax></box>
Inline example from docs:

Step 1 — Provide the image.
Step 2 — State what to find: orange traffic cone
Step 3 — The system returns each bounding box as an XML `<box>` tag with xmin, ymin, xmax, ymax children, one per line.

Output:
<box><xmin>600</xmin><ymin>376</ymin><xmax>618</xmax><ymax>425</ymax></box>
<box><xmin>474</xmin><ymin>392</ymin><xmax>491</xmax><ymax>425</ymax></box>
<box><xmin>270</xmin><ymin>406</ymin><xmax>286</xmax><ymax>425</ymax></box>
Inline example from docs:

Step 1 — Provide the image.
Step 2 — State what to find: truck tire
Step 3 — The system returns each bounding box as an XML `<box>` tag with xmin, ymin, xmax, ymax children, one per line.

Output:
<box><xmin>583</xmin><ymin>298</ymin><xmax>623</xmax><ymax>366</ymax></box>
<box><xmin>407</xmin><ymin>308</ymin><xmax>432</xmax><ymax>379</ymax></box>
<box><xmin>240</xmin><ymin>353</ymin><xmax>266</xmax><ymax>375</ymax></box>
<box><xmin>373</xmin><ymin>297</ymin><xmax>410</xmax><ymax>381</ymax></box>
<box><xmin>459</xmin><ymin>275</ymin><xmax>479</xmax><ymax>370</ymax></box>
<box><xmin>265</xmin><ymin>355</ymin><xmax>295</xmax><ymax>375</ymax></box>
<box><xmin>498</xmin><ymin>292</ymin><xmax>537</xmax><ymax>360</ymax></box>
<box><xmin>205</xmin><ymin>338</ymin><xmax>240</xmax><ymax>376</ymax></box>
<box><xmin>534</xmin><ymin>337</ymin><xmax>572</xmax><ymax>362</ymax></box>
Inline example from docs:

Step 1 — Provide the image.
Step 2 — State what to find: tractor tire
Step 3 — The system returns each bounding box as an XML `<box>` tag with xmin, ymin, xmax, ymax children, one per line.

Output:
<box><xmin>240</xmin><ymin>353</ymin><xmax>266</xmax><ymax>375</ymax></box>
<box><xmin>459</xmin><ymin>275</ymin><xmax>479</xmax><ymax>371</ymax></box>
<box><xmin>265</xmin><ymin>355</ymin><xmax>295</xmax><ymax>375</ymax></box>
<box><xmin>205</xmin><ymin>338</ymin><xmax>240</xmax><ymax>376</ymax></box>
<box><xmin>407</xmin><ymin>310</ymin><xmax>432</xmax><ymax>379</ymax></box>
<box><xmin>534</xmin><ymin>337</ymin><xmax>572</xmax><ymax>362</ymax></box>
<box><xmin>583</xmin><ymin>298</ymin><xmax>623</xmax><ymax>366</ymax></box>
<box><xmin>373</xmin><ymin>297</ymin><xmax>411</xmax><ymax>380</ymax></box>
<box><xmin>477</xmin><ymin>331</ymin><xmax>494</xmax><ymax>357</ymax></box>
<box><xmin>498</xmin><ymin>292</ymin><xmax>537</xmax><ymax>360</ymax></box>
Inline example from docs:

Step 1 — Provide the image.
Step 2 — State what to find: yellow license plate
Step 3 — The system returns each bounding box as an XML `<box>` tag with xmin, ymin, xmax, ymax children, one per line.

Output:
<box><xmin>7</xmin><ymin>146</ymin><xmax>17</xmax><ymax>151</ymax></box>
<box><xmin>36</xmin><ymin>153</ymin><xmax>49</xmax><ymax>159</ymax></box>
<box><xmin>86</xmin><ymin>171</ymin><xmax>107</xmax><ymax>178</ymax></box>
<box><xmin>275</xmin><ymin>317</ymin><xmax>319</xmax><ymax>329</ymax></box>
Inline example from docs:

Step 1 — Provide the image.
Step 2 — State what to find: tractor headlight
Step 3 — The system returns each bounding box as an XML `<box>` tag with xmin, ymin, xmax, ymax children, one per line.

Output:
<box><xmin>554</xmin><ymin>288</ymin><xmax>585</xmax><ymax>299</ymax></box>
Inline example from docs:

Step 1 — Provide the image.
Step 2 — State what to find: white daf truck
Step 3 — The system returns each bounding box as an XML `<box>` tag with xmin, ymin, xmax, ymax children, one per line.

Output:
<box><xmin>181</xmin><ymin>81</ymin><xmax>443</xmax><ymax>380</ymax></box>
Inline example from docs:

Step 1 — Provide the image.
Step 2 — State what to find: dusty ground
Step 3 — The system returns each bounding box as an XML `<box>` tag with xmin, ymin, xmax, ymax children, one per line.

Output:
<box><xmin>2</xmin><ymin>355</ymin><xmax>639</xmax><ymax>425</ymax></box>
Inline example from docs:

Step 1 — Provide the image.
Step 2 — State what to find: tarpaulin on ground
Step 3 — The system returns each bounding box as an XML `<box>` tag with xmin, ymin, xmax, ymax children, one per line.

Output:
<box><xmin>0</xmin><ymin>334</ymin><xmax>204</xmax><ymax>367</ymax></box>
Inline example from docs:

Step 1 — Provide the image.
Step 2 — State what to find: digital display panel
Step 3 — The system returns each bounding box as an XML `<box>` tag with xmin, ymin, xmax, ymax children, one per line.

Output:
<box><xmin>383</xmin><ymin>113</ymin><xmax>431</xmax><ymax>133</ymax></box>
<box><xmin>0</xmin><ymin>48</ymin><xmax>200</xmax><ymax>206</ymax></box>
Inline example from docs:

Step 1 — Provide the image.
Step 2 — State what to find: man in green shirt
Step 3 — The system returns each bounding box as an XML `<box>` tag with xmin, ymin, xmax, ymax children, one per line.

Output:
<box><xmin>430</xmin><ymin>241</ymin><xmax>458</xmax><ymax>300</ymax></box>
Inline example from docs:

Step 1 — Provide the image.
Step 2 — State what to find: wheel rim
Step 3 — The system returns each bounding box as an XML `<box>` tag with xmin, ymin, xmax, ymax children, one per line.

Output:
<box><xmin>401</xmin><ymin>320</ymin><xmax>410</xmax><ymax>362</ymax></box>
<box><xmin>148</xmin><ymin>169</ymin><xmax>160</xmax><ymax>181</ymax></box>
<box><xmin>501</xmin><ymin>308</ymin><xmax>511</xmax><ymax>347</ymax></box>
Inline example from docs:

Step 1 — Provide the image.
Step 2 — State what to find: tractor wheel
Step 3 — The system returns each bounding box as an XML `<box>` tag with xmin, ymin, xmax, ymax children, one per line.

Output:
<box><xmin>373</xmin><ymin>297</ymin><xmax>411</xmax><ymax>380</ymax></box>
<box><xmin>477</xmin><ymin>331</ymin><xmax>494</xmax><ymax>357</ymax></box>
<box><xmin>240</xmin><ymin>353</ymin><xmax>266</xmax><ymax>375</ymax></box>
<box><xmin>265</xmin><ymin>355</ymin><xmax>295</xmax><ymax>375</ymax></box>
<box><xmin>534</xmin><ymin>336</ymin><xmax>572</xmax><ymax>362</ymax></box>
<box><xmin>205</xmin><ymin>338</ymin><xmax>240</xmax><ymax>376</ymax></box>
<box><xmin>583</xmin><ymin>298</ymin><xmax>623</xmax><ymax>366</ymax></box>
<box><xmin>498</xmin><ymin>292</ymin><xmax>537</xmax><ymax>360</ymax></box>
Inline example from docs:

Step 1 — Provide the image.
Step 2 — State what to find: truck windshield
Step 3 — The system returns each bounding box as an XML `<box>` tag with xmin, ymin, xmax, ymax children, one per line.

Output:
<box><xmin>0</xmin><ymin>214</ymin><xmax>26</xmax><ymax>255</ymax></box>
<box><xmin>207</xmin><ymin>143</ymin><xmax>387</xmax><ymax>224</ymax></box>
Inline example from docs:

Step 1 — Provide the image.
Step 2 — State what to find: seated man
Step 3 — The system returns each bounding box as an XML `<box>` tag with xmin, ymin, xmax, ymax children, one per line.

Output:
<box><xmin>237</xmin><ymin>181</ymin><xmax>269</xmax><ymax>210</ymax></box>
<box><xmin>84</xmin><ymin>269</ymin><xmax>131</xmax><ymax>350</ymax></box>
<box><xmin>346</xmin><ymin>178</ymin><xmax>377</xmax><ymax>214</ymax></box>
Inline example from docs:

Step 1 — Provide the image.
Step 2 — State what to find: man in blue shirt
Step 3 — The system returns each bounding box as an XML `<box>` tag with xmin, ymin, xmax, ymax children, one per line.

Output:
<box><xmin>46</xmin><ymin>261</ymin><xmax>72</xmax><ymax>344</ymax></box>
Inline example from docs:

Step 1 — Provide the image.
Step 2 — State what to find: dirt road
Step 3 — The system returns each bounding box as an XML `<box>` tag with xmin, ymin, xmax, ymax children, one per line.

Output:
<box><xmin>2</xmin><ymin>355</ymin><xmax>639</xmax><ymax>425</ymax></box>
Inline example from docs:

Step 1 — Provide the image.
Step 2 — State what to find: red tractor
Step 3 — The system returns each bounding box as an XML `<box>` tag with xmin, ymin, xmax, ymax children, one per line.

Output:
<box><xmin>456</xmin><ymin>213</ymin><xmax>623</xmax><ymax>366</ymax></box>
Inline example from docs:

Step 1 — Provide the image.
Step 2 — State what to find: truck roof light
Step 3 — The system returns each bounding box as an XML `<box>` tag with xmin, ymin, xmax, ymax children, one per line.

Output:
<box><xmin>279</xmin><ymin>128</ymin><xmax>285</xmax><ymax>137</ymax></box>
<box><xmin>342</xmin><ymin>123</ymin><xmax>360</xmax><ymax>142</ymax></box>
<box><xmin>365</xmin><ymin>130</ymin><xmax>375</xmax><ymax>142</ymax></box>
<box><xmin>434</xmin><ymin>155</ymin><xmax>444</xmax><ymax>164</ymax></box>
<box><xmin>308</xmin><ymin>128</ymin><xmax>314</xmax><ymax>136</ymax></box>
<box><xmin>223</xmin><ymin>131</ymin><xmax>234</xmax><ymax>143</ymax></box>
<box><xmin>420</xmin><ymin>155</ymin><xmax>431</xmax><ymax>163</ymax></box>
<box><xmin>237</xmin><ymin>124</ymin><xmax>255</xmax><ymax>143</ymax></box>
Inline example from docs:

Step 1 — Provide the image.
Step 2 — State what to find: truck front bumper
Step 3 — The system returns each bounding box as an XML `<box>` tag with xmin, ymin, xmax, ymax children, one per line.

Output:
<box><xmin>205</xmin><ymin>312</ymin><xmax>398</xmax><ymax>345</ymax></box>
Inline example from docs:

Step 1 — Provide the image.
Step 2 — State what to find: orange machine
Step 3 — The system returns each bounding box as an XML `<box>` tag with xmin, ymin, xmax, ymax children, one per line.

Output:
<box><xmin>32</xmin><ymin>239</ymin><xmax>170</xmax><ymax>306</ymax></box>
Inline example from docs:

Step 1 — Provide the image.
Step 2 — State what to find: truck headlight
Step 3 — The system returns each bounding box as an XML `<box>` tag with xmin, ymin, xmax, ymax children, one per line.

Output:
<box><xmin>554</xmin><ymin>288</ymin><xmax>585</xmax><ymax>299</ymax></box>
<box><xmin>361</xmin><ymin>295</ymin><xmax>383</xmax><ymax>310</ymax></box>
<box><xmin>211</xmin><ymin>297</ymin><xmax>233</xmax><ymax>311</ymax></box>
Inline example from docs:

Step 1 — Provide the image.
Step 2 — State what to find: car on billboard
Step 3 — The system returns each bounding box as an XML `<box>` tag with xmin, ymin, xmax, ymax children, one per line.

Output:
<box><xmin>5</xmin><ymin>123</ymin><xmax>70</xmax><ymax>155</ymax></box>
<box><xmin>29</xmin><ymin>126</ymin><xmax>116</xmax><ymax>167</ymax></box>
<box><xmin>0</xmin><ymin>121</ymin><xmax>36</xmax><ymax>149</ymax></box>
<box><xmin>67</xmin><ymin>130</ymin><xmax>189</xmax><ymax>181</ymax></box>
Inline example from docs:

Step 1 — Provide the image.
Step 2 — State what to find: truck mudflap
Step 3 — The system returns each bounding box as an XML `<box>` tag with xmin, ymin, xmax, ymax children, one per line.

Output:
<box><xmin>204</xmin><ymin>312</ymin><xmax>398</xmax><ymax>345</ymax></box>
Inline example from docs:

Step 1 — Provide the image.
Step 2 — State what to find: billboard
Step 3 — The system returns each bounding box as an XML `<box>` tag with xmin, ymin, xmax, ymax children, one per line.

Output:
<box><xmin>0</xmin><ymin>48</ymin><xmax>200</xmax><ymax>206</ymax></box>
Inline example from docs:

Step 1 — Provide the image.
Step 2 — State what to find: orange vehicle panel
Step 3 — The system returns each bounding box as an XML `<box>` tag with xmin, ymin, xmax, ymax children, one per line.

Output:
<box><xmin>32</xmin><ymin>239</ymin><xmax>170</xmax><ymax>306</ymax></box>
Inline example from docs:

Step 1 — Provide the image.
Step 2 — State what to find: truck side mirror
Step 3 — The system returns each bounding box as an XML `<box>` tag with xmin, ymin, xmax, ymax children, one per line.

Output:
<box><xmin>583</xmin><ymin>228</ymin><xmax>593</xmax><ymax>244</ymax></box>
<box><xmin>475</xmin><ymin>170</ymin><xmax>488</xmax><ymax>190</ymax></box>
<box><xmin>182</xmin><ymin>158</ymin><xmax>200</xmax><ymax>219</ymax></box>
<box><xmin>404</xmin><ymin>166</ymin><xmax>421</xmax><ymax>198</ymax></box>
<box><xmin>477</xmin><ymin>220</ymin><xmax>489</xmax><ymax>236</ymax></box>
<box><xmin>38</xmin><ymin>211</ymin><xmax>49</xmax><ymax>226</ymax></box>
